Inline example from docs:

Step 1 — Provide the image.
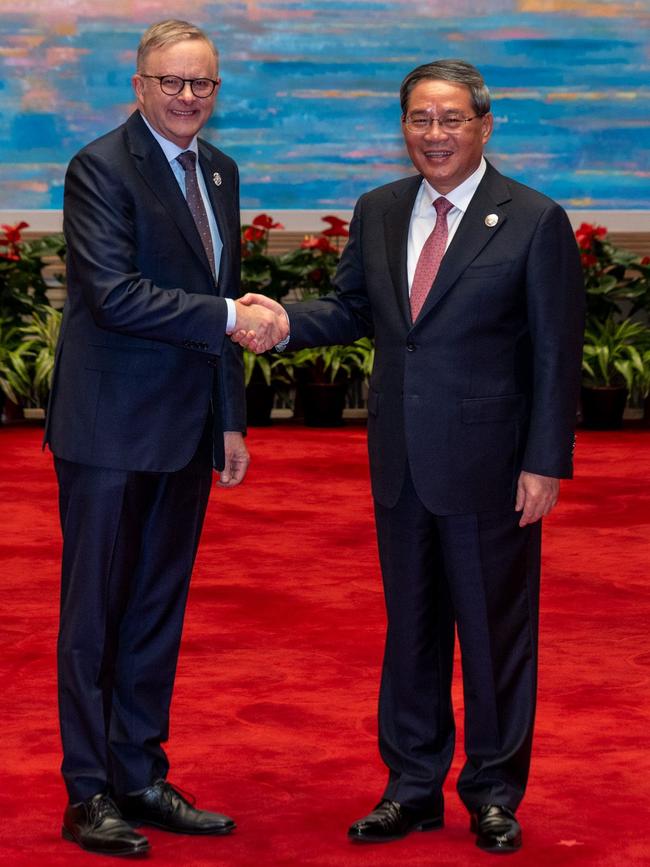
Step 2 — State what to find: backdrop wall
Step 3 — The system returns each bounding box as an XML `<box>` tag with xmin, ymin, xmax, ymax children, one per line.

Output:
<box><xmin>1</xmin><ymin>0</ymin><xmax>648</xmax><ymax>216</ymax></box>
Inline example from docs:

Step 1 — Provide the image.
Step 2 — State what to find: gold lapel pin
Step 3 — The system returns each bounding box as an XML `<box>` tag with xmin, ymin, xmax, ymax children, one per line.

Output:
<box><xmin>213</xmin><ymin>172</ymin><xmax>222</xmax><ymax>187</ymax></box>
<box><xmin>485</xmin><ymin>213</ymin><xmax>498</xmax><ymax>227</ymax></box>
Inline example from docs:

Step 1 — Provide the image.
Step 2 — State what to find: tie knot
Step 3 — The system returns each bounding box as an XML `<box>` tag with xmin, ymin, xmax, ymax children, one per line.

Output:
<box><xmin>177</xmin><ymin>150</ymin><xmax>197</xmax><ymax>172</ymax></box>
<box><xmin>433</xmin><ymin>196</ymin><xmax>453</xmax><ymax>217</ymax></box>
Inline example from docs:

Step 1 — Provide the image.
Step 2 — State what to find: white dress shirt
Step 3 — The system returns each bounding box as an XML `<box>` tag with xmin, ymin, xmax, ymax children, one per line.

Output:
<box><xmin>407</xmin><ymin>157</ymin><xmax>487</xmax><ymax>292</ymax></box>
<box><xmin>140</xmin><ymin>113</ymin><xmax>236</xmax><ymax>332</ymax></box>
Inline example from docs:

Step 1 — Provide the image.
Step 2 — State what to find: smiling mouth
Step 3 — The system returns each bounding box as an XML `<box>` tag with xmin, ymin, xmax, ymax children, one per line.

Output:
<box><xmin>423</xmin><ymin>149</ymin><xmax>454</xmax><ymax>159</ymax></box>
<box><xmin>170</xmin><ymin>109</ymin><xmax>197</xmax><ymax>117</ymax></box>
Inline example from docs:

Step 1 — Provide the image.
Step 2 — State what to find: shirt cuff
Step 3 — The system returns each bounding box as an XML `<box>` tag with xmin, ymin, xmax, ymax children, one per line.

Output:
<box><xmin>224</xmin><ymin>298</ymin><xmax>236</xmax><ymax>334</ymax></box>
<box><xmin>274</xmin><ymin>309</ymin><xmax>290</xmax><ymax>351</ymax></box>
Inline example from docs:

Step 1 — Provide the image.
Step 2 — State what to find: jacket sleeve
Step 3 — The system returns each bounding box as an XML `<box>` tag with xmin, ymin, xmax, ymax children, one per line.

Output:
<box><xmin>521</xmin><ymin>203</ymin><xmax>585</xmax><ymax>478</ymax></box>
<box><xmin>286</xmin><ymin>197</ymin><xmax>374</xmax><ymax>347</ymax></box>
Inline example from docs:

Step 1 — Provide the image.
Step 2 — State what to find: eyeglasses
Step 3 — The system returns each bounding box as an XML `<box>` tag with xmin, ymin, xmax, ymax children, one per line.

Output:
<box><xmin>403</xmin><ymin>113</ymin><xmax>485</xmax><ymax>134</ymax></box>
<box><xmin>139</xmin><ymin>74</ymin><xmax>220</xmax><ymax>98</ymax></box>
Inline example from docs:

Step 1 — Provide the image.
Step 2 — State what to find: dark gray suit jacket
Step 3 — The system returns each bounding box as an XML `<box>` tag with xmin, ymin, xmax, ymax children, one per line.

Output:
<box><xmin>287</xmin><ymin>161</ymin><xmax>585</xmax><ymax>514</ymax></box>
<box><xmin>45</xmin><ymin>111</ymin><xmax>244</xmax><ymax>472</ymax></box>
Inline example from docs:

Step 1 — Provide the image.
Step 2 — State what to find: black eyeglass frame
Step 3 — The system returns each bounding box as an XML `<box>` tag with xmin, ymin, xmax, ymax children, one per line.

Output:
<box><xmin>139</xmin><ymin>74</ymin><xmax>221</xmax><ymax>98</ymax></box>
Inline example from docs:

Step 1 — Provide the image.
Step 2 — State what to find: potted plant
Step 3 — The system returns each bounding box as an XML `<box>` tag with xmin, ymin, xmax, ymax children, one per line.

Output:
<box><xmin>0</xmin><ymin>305</ymin><xmax>62</xmax><ymax>421</ymax></box>
<box><xmin>0</xmin><ymin>318</ymin><xmax>24</xmax><ymax>422</ymax></box>
<box><xmin>241</xmin><ymin>213</ymin><xmax>344</xmax><ymax>302</ymax></box>
<box><xmin>270</xmin><ymin>217</ymin><xmax>375</xmax><ymax>424</ymax></box>
<box><xmin>581</xmin><ymin>317</ymin><xmax>649</xmax><ymax>429</ymax></box>
<box><xmin>0</xmin><ymin>221</ymin><xmax>66</xmax><ymax>323</ymax></box>
<box><xmin>282</xmin><ymin>338</ymin><xmax>374</xmax><ymax>427</ymax></box>
<box><xmin>576</xmin><ymin>222</ymin><xmax>650</xmax><ymax>323</ymax></box>
<box><xmin>617</xmin><ymin>332</ymin><xmax>650</xmax><ymax>425</ymax></box>
<box><xmin>243</xmin><ymin>349</ymin><xmax>294</xmax><ymax>426</ymax></box>
<box><xmin>240</xmin><ymin>214</ymin><xmax>361</xmax><ymax>424</ymax></box>
<box><xmin>0</xmin><ymin>221</ymin><xmax>65</xmax><ymax>422</ymax></box>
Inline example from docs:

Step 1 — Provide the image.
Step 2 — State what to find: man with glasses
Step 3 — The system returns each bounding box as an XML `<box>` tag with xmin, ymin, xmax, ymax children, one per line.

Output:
<box><xmin>237</xmin><ymin>60</ymin><xmax>584</xmax><ymax>854</ymax></box>
<box><xmin>46</xmin><ymin>19</ymin><xmax>286</xmax><ymax>857</ymax></box>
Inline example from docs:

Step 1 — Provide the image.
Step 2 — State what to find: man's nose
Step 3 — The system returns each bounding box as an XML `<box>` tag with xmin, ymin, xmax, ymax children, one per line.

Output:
<box><xmin>178</xmin><ymin>82</ymin><xmax>195</xmax><ymax>101</ymax></box>
<box><xmin>423</xmin><ymin>120</ymin><xmax>448</xmax><ymax>140</ymax></box>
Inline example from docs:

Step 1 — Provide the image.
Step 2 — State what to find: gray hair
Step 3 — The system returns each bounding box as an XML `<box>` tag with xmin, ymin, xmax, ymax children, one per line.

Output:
<box><xmin>136</xmin><ymin>19</ymin><xmax>218</xmax><ymax>70</ymax></box>
<box><xmin>400</xmin><ymin>59</ymin><xmax>490</xmax><ymax>117</ymax></box>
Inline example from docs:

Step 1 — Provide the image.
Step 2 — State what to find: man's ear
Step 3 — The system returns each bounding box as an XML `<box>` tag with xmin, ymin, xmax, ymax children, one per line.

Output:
<box><xmin>481</xmin><ymin>112</ymin><xmax>494</xmax><ymax>145</ymax></box>
<box><xmin>132</xmin><ymin>74</ymin><xmax>144</xmax><ymax>104</ymax></box>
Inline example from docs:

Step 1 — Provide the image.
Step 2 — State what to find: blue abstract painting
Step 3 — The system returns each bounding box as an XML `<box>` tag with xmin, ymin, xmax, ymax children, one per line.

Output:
<box><xmin>0</xmin><ymin>0</ymin><xmax>648</xmax><ymax>211</ymax></box>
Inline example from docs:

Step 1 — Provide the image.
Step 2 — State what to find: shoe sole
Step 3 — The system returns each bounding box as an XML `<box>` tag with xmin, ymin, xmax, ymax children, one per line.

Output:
<box><xmin>348</xmin><ymin>817</ymin><xmax>444</xmax><ymax>843</ymax></box>
<box><xmin>62</xmin><ymin>826</ymin><xmax>151</xmax><ymax>857</ymax></box>
<box><xmin>475</xmin><ymin>840</ymin><xmax>522</xmax><ymax>854</ymax></box>
<box><xmin>125</xmin><ymin>818</ymin><xmax>236</xmax><ymax>836</ymax></box>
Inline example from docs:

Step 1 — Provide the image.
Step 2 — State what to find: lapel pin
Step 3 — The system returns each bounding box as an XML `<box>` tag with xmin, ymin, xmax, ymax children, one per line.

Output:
<box><xmin>212</xmin><ymin>172</ymin><xmax>222</xmax><ymax>187</ymax></box>
<box><xmin>485</xmin><ymin>213</ymin><xmax>498</xmax><ymax>228</ymax></box>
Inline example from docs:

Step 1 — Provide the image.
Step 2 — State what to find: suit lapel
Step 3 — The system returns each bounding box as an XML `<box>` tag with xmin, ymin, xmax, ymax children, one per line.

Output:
<box><xmin>198</xmin><ymin>142</ymin><xmax>231</xmax><ymax>292</ymax></box>
<box><xmin>416</xmin><ymin>162</ymin><xmax>512</xmax><ymax>322</ymax></box>
<box><xmin>384</xmin><ymin>176</ymin><xmax>421</xmax><ymax>328</ymax></box>
<box><xmin>125</xmin><ymin>112</ymin><xmax>214</xmax><ymax>281</ymax></box>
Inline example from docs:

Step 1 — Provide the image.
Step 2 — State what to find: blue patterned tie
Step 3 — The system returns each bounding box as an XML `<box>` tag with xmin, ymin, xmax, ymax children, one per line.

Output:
<box><xmin>177</xmin><ymin>150</ymin><xmax>216</xmax><ymax>278</ymax></box>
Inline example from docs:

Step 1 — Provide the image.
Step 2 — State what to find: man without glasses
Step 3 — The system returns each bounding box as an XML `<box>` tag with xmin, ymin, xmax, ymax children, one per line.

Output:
<box><xmin>237</xmin><ymin>59</ymin><xmax>585</xmax><ymax>854</ymax></box>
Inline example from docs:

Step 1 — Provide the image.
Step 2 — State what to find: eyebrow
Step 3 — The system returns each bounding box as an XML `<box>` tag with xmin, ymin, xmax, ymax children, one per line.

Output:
<box><xmin>408</xmin><ymin>109</ymin><xmax>466</xmax><ymax>116</ymax></box>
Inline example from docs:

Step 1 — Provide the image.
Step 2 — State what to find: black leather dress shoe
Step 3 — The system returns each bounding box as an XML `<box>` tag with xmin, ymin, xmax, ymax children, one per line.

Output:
<box><xmin>348</xmin><ymin>797</ymin><xmax>444</xmax><ymax>843</ymax></box>
<box><xmin>62</xmin><ymin>793</ymin><xmax>150</xmax><ymax>856</ymax></box>
<box><xmin>470</xmin><ymin>804</ymin><xmax>522</xmax><ymax>853</ymax></box>
<box><xmin>117</xmin><ymin>779</ymin><xmax>235</xmax><ymax>835</ymax></box>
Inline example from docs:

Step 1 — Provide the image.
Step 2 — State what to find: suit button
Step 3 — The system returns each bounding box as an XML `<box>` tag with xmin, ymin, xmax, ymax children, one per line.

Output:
<box><xmin>406</xmin><ymin>342</ymin><xmax>416</xmax><ymax>352</ymax></box>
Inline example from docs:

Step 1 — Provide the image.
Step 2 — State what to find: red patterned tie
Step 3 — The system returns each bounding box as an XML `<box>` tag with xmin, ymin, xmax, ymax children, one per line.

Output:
<box><xmin>410</xmin><ymin>196</ymin><xmax>454</xmax><ymax>321</ymax></box>
<box><xmin>177</xmin><ymin>150</ymin><xmax>216</xmax><ymax>278</ymax></box>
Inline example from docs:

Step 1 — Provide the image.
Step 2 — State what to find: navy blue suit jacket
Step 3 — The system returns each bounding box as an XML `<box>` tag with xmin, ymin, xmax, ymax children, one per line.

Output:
<box><xmin>287</xmin><ymin>162</ymin><xmax>585</xmax><ymax>514</ymax></box>
<box><xmin>45</xmin><ymin>111</ymin><xmax>244</xmax><ymax>472</ymax></box>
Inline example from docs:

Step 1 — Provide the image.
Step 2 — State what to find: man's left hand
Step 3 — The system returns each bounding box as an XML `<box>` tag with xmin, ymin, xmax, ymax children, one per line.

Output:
<box><xmin>515</xmin><ymin>471</ymin><xmax>560</xmax><ymax>527</ymax></box>
<box><xmin>218</xmin><ymin>431</ymin><xmax>250</xmax><ymax>487</ymax></box>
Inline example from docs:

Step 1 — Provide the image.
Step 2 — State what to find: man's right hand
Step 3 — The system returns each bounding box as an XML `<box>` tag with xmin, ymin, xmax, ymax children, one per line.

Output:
<box><xmin>232</xmin><ymin>294</ymin><xmax>288</xmax><ymax>353</ymax></box>
<box><xmin>233</xmin><ymin>297</ymin><xmax>288</xmax><ymax>352</ymax></box>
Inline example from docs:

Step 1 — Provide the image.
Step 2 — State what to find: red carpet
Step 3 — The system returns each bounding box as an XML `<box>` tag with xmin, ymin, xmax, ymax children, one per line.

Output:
<box><xmin>0</xmin><ymin>422</ymin><xmax>649</xmax><ymax>866</ymax></box>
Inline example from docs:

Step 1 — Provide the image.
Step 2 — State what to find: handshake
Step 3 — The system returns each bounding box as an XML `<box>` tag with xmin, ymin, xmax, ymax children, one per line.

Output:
<box><xmin>232</xmin><ymin>293</ymin><xmax>289</xmax><ymax>354</ymax></box>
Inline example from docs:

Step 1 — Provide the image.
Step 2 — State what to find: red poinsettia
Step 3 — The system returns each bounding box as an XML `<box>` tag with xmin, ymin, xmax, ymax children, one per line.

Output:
<box><xmin>2</xmin><ymin>221</ymin><xmax>29</xmax><ymax>243</ymax></box>
<box><xmin>252</xmin><ymin>213</ymin><xmax>284</xmax><ymax>231</ymax></box>
<box><xmin>1</xmin><ymin>220</ymin><xmax>29</xmax><ymax>261</ymax></box>
<box><xmin>300</xmin><ymin>235</ymin><xmax>338</xmax><ymax>254</ymax></box>
<box><xmin>575</xmin><ymin>222</ymin><xmax>607</xmax><ymax>251</ymax></box>
<box><xmin>243</xmin><ymin>226</ymin><xmax>266</xmax><ymax>243</ymax></box>
<box><xmin>320</xmin><ymin>215</ymin><xmax>349</xmax><ymax>238</ymax></box>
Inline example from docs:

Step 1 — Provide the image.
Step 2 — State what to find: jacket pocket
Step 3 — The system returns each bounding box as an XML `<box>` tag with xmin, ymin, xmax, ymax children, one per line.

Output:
<box><xmin>463</xmin><ymin>261</ymin><xmax>513</xmax><ymax>280</ymax></box>
<box><xmin>461</xmin><ymin>393</ymin><xmax>525</xmax><ymax>423</ymax></box>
